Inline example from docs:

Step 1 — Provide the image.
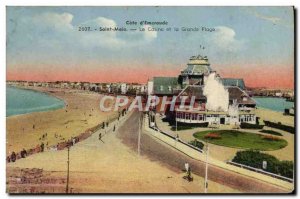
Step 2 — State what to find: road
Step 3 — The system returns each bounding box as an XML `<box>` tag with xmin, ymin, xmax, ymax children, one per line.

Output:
<box><xmin>117</xmin><ymin>111</ymin><xmax>290</xmax><ymax>193</ymax></box>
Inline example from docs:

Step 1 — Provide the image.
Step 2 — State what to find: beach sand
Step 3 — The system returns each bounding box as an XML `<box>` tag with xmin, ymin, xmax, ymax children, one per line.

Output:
<box><xmin>6</xmin><ymin>87</ymin><xmax>238</xmax><ymax>193</ymax></box>
<box><xmin>6</xmin><ymin>87</ymin><xmax>119</xmax><ymax>156</ymax></box>
<box><xmin>255</xmin><ymin>108</ymin><xmax>294</xmax><ymax>126</ymax></box>
<box><xmin>7</xmin><ymin>119</ymin><xmax>238</xmax><ymax>193</ymax></box>
<box><xmin>7</xmin><ymin>88</ymin><xmax>294</xmax><ymax>193</ymax></box>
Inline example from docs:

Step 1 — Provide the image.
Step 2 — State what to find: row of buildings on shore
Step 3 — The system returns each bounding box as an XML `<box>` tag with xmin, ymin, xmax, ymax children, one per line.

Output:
<box><xmin>248</xmin><ymin>88</ymin><xmax>294</xmax><ymax>101</ymax></box>
<box><xmin>7</xmin><ymin>55</ymin><xmax>294</xmax><ymax>127</ymax></box>
<box><xmin>6</xmin><ymin>80</ymin><xmax>148</xmax><ymax>95</ymax></box>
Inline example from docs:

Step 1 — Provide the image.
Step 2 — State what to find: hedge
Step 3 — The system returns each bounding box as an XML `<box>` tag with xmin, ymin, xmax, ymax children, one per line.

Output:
<box><xmin>259</xmin><ymin>130</ymin><xmax>282</xmax><ymax>136</ymax></box>
<box><xmin>188</xmin><ymin>139</ymin><xmax>204</xmax><ymax>150</ymax></box>
<box><xmin>240</xmin><ymin>122</ymin><xmax>264</xmax><ymax>129</ymax></box>
<box><xmin>263</xmin><ymin>120</ymin><xmax>295</xmax><ymax>134</ymax></box>
<box><xmin>232</xmin><ymin>150</ymin><xmax>294</xmax><ymax>179</ymax></box>
<box><xmin>170</xmin><ymin>122</ymin><xmax>209</xmax><ymax>131</ymax></box>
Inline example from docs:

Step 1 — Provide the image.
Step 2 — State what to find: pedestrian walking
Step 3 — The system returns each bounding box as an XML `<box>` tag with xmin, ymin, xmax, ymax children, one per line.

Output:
<box><xmin>40</xmin><ymin>142</ymin><xmax>45</xmax><ymax>152</ymax></box>
<box><xmin>99</xmin><ymin>133</ymin><xmax>102</xmax><ymax>140</ymax></box>
<box><xmin>11</xmin><ymin>152</ymin><xmax>16</xmax><ymax>162</ymax></box>
<box><xmin>6</xmin><ymin>156</ymin><xmax>11</xmax><ymax>163</ymax></box>
<box><xmin>185</xmin><ymin>162</ymin><xmax>189</xmax><ymax>174</ymax></box>
<box><xmin>187</xmin><ymin>167</ymin><xmax>193</xmax><ymax>182</ymax></box>
<box><xmin>20</xmin><ymin>148</ymin><xmax>27</xmax><ymax>158</ymax></box>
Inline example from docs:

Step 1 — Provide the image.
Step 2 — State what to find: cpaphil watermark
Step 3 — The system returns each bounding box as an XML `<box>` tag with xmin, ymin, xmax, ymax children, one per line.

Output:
<box><xmin>99</xmin><ymin>95</ymin><xmax>203</xmax><ymax>112</ymax></box>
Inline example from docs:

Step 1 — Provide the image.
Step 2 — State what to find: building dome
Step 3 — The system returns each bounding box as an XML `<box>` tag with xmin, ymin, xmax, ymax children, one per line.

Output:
<box><xmin>181</xmin><ymin>55</ymin><xmax>212</xmax><ymax>76</ymax></box>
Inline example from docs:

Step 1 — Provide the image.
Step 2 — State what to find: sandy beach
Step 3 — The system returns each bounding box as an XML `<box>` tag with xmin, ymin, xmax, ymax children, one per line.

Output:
<box><xmin>6</xmin><ymin>87</ymin><xmax>119</xmax><ymax>156</ymax></box>
<box><xmin>255</xmin><ymin>108</ymin><xmax>294</xmax><ymax>126</ymax></box>
<box><xmin>6</xmin><ymin>93</ymin><xmax>238</xmax><ymax>193</ymax></box>
<box><xmin>6</xmin><ymin>87</ymin><xmax>294</xmax><ymax>193</ymax></box>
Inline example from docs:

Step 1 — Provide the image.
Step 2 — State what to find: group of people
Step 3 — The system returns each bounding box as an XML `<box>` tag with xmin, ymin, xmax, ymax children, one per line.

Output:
<box><xmin>7</xmin><ymin>109</ymin><xmax>128</xmax><ymax>163</ymax></box>
<box><xmin>54</xmin><ymin>133</ymin><xmax>66</xmax><ymax>141</ymax></box>
<box><xmin>6</xmin><ymin>142</ymin><xmax>45</xmax><ymax>163</ymax></box>
<box><xmin>39</xmin><ymin>133</ymin><xmax>48</xmax><ymax>141</ymax></box>
<box><xmin>99</xmin><ymin>124</ymin><xmax>116</xmax><ymax>142</ymax></box>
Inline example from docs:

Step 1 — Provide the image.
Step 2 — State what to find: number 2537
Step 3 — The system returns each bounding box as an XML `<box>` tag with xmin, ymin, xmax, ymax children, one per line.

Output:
<box><xmin>78</xmin><ymin>27</ymin><xmax>91</xmax><ymax>31</ymax></box>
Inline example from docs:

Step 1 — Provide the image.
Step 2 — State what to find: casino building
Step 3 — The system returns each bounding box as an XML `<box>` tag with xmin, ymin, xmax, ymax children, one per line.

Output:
<box><xmin>147</xmin><ymin>55</ymin><xmax>257</xmax><ymax>126</ymax></box>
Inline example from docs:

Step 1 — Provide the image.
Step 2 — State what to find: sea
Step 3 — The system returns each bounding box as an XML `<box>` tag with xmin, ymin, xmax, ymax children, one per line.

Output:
<box><xmin>6</xmin><ymin>86</ymin><xmax>65</xmax><ymax>117</ymax></box>
<box><xmin>6</xmin><ymin>86</ymin><xmax>294</xmax><ymax>116</ymax></box>
<box><xmin>253</xmin><ymin>97</ymin><xmax>294</xmax><ymax>113</ymax></box>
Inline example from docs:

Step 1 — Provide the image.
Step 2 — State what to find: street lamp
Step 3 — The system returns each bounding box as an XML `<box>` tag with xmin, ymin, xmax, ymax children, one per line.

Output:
<box><xmin>66</xmin><ymin>146</ymin><xmax>70</xmax><ymax>193</ymax></box>
<box><xmin>175</xmin><ymin>112</ymin><xmax>178</xmax><ymax>132</ymax></box>
<box><xmin>204</xmin><ymin>143</ymin><xmax>209</xmax><ymax>193</ymax></box>
<box><xmin>138</xmin><ymin>113</ymin><xmax>142</xmax><ymax>156</ymax></box>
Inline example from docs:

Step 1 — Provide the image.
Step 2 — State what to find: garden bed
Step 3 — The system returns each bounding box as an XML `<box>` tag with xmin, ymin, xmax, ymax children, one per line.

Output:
<box><xmin>193</xmin><ymin>130</ymin><xmax>287</xmax><ymax>151</ymax></box>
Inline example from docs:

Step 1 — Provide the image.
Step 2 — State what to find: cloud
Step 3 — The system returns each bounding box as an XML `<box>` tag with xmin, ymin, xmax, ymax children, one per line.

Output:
<box><xmin>32</xmin><ymin>12</ymin><xmax>74</xmax><ymax>30</ymax></box>
<box><xmin>252</xmin><ymin>11</ymin><xmax>281</xmax><ymax>24</ymax></box>
<box><xmin>7</xmin><ymin>12</ymin><xmax>158</xmax><ymax>53</ymax></box>
<box><xmin>77</xmin><ymin>17</ymin><xmax>157</xmax><ymax>49</ymax></box>
<box><xmin>142</xmin><ymin>25</ymin><xmax>158</xmax><ymax>41</ymax></box>
<box><xmin>77</xmin><ymin>16</ymin><xmax>125</xmax><ymax>48</ymax></box>
<box><xmin>246</xmin><ymin>8</ymin><xmax>293</xmax><ymax>29</ymax></box>
<box><xmin>209</xmin><ymin>26</ymin><xmax>244</xmax><ymax>52</ymax></box>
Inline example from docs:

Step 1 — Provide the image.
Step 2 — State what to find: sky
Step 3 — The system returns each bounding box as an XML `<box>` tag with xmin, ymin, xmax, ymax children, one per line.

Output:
<box><xmin>6</xmin><ymin>6</ymin><xmax>294</xmax><ymax>88</ymax></box>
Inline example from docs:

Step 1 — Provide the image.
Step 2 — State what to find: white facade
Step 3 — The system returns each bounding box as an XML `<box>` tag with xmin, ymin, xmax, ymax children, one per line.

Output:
<box><xmin>175</xmin><ymin>111</ymin><xmax>256</xmax><ymax>125</ymax></box>
<box><xmin>121</xmin><ymin>83</ymin><xmax>127</xmax><ymax>94</ymax></box>
<box><xmin>147</xmin><ymin>80</ymin><xmax>154</xmax><ymax>95</ymax></box>
<box><xmin>107</xmin><ymin>84</ymin><xmax>112</xmax><ymax>93</ymax></box>
<box><xmin>140</xmin><ymin>84</ymin><xmax>147</xmax><ymax>93</ymax></box>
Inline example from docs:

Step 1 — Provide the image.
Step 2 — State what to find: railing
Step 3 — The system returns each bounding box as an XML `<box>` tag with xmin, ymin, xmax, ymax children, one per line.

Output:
<box><xmin>227</xmin><ymin>161</ymin><xmax>294</xmax><ymax>183</ymax></box>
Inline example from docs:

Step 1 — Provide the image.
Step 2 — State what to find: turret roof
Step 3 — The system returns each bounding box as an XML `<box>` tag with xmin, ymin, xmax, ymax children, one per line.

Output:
<box><xmin>181</xmin><ymin>55</ymin><xmax>212</xmax><ymax>75</ymax></box>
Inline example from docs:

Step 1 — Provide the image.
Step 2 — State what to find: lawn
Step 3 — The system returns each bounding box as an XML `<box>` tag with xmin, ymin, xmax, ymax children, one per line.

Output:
<box><xmin>193</xmin><ymin>130</ymin><xmax>287</xmax><ymax>151</ymax></box>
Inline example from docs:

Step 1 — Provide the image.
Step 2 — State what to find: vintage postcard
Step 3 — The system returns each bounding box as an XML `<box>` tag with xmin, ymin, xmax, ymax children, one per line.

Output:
<box><xmin>6</xmin><ymin>6</ymin><xmax>295</xmax><ymax>194</ymax></box>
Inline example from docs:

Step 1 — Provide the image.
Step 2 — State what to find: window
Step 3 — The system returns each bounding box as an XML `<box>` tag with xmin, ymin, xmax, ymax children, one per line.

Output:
<box><xmin>185</xmin><ymin>113</ymin><xmax>190</xmax><ymax>120</ymax></box>
<box><xmin>192</xmin><ymin>114</ymin><xmax>197</xmax><ymax>120</ymax></box>
<box><xmin>177</xmin><ymin>112</ymin><xmax>182</xmax><ymax>119</ymax></box>
<box><xmin>168</xmin><ymin>86</ymin><xmax>172</xmax><ymax>91</ymax></box>
<box><xmin>239</xmin><ymin>115</ymin><xmax>245</xmax><ymax>122</ymax></box>
<box><xmin>198</xmin><ymin>114</ymin><xmax>203</xmax><ymax>121</ymax></box>
<box><xmin>248</xmin><ymin>115</ymin><xmax>254</xmax><ymax>121</ymax></box>
<box><xmin>160</xmin><ymin>85</ymin><xmax>164</xmax><ymax>91</ymax></box>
